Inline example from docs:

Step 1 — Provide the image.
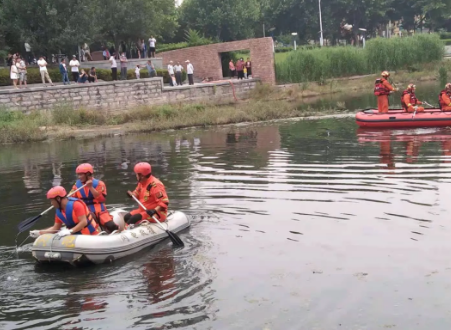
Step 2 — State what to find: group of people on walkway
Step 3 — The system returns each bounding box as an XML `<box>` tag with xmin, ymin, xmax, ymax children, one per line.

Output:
<box><xmin>167</xmin><ymin>60</ymin><xmax>194</xmax><ymax>86</ymax></box>
<box><xmin>374</xmin><ymin>71</ymin><xmax>451</xmax><ymax>113</ymax></box>
<box><xmin>29</xmin><ymin>162</ymin><xmax>169</xmax><ymax>238</ymax></box>
<box><xmin>229</xmin><ymin>57</ymin><xmax>252</xmax><ymax>80</ymax></box>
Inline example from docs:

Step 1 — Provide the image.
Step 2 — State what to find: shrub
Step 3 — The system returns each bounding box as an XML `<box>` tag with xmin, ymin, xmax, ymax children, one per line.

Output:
<box><xmin>275</xmin><ymin>47</ymin><xmax>294</xmax><ymax>53</ymax></box>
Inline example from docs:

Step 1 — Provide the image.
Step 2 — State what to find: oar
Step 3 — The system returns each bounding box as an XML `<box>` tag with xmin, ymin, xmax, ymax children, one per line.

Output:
<box><xmin>130</xmin><ymin>195</ymin><xmax>184</xmax><ymax>247</ymax></box>
<box><xmin>424</xmin><ymin>101</ymin><xmax>435</xmax><ymax>108</ymax></box>
<box><xmin>17</xmin><ymin>183</ymin><xmax>88</xmax><ymax>233</ymax></box>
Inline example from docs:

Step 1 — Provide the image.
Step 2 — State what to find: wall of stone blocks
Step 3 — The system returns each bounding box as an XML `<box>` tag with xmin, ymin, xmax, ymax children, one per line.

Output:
<box><xmin>0</xmin><ymin>78</ymin><xmax>259</xmax><ymax>113</ymax></box>
<box><xmin>158</xmin><ymin>37</ymin><xmax>276</xmax><ymax>85</ymax></box>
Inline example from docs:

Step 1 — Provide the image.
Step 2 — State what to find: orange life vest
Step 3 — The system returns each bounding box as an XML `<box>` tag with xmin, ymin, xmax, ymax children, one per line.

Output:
<box><xmin>401</xmin><ymin>90</ymin><xmax>418</xmax><ymax>110</ymax></box>
<box><xmin>56</xmin><ymin>198</ymin><xmax>98</xmax><ymax>235</ymax></box>
<box><xmin>439</xmin><ymin>89</ymin><xmax>451</xmax><ymax>109</ymax></box>
<box><xmin>374</xmin><ymin>78</ymin><xmax>390</xmax><ymax>96</ymax></box>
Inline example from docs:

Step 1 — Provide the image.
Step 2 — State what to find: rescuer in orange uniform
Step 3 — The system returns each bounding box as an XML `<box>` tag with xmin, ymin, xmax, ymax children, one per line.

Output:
<box><xmin>439</xmin><ymin>83</ymin><xmax>451</xmax><ymax>111</ymax></box>
<box><xmin>374</xmin><ymin>71</ymin><xmax>398</xmax><ymax>113</ymax></box>
<box><xmin>401</xmin><ymin>84</ymin><xmax>424</xmax><ymax>113</ymax></box>
<box><xmin>124</xmin><ymin>162</ymin><xmax>169</xmax><ymax>225</ymax></box>
<box><xmin>70</xmin><ymin>163</ymin><xmax>118</xmax><ymax>233</ymax></box>
<box><xmin>29</xmin><ymin>186</ymin><xmax>99</xmax><ymax>238</ymax></box>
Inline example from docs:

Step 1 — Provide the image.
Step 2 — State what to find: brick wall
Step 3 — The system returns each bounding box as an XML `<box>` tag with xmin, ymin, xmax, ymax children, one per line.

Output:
<box><xmin>158</xmin><ymin>37</ymin><xmax>275</xmax><ymax>85</ymax></box>
<box><xmin>0</xmin><ymin>78</ymin><xmax>259</xmax><ymax>113</ymax></box>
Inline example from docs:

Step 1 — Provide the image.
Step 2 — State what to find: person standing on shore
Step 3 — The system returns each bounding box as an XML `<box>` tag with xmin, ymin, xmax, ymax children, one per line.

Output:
<box><xmin>110</xmin><ymin>52</ymin><xmax>118</xmax><ymax>81</ymax></box>
<box><xmin>37</xmin><ymin>56</ymin><xmax>54</xmax><ymax>86</ymax></box>
<box><xmin>174</xmin><ymin>61</ymin><xmax>183</xmax><ymax>86</ymax></box>
<box><xmin>186</xmin><ymin>60</ymin><xmax>194</xmax><ymax>85</ymax></box>
<box><xmin>245</xmin><ymin>58</ymin><xmax>252</xmax><ymax>78</ymax></box>
<box><xmin>69</xmin><ymin>55</ymin><xmax>80</xmax><ymax>82</ymax></box>
<box><xmin>120</xmin><ymin>52</ymin><xmax>128</xmax><ymax>80</ymax></box>
<box><xmin>10</xmin><ymin>59</ymin><xmax>19</xmax><ymax>89</ymax></box>
<box><xmin>148</xmin><ymin>36</ymin><xmax>156</xmax><ymax>58</ymax></box>
<box><xmin>146</xmin><ymin>60</ymin><xmax>156</xmax><ymax>77</ymax></box>
<box><xmin>229</xmin><ymin>59</ymin><xmax>236</xmax><ymax>78</ymax></box>
<box><xmin>236</xmin><ymin>58</ymin><xmax>244</xmax><ymax>80</ymax></box>
<box><xmin>17</xmin><ymin>56</ymin><xmax>27</xmax><ymax>88</ymax></box>
<box><xmin>59</xmin><ymin>58</ymin><xmax>70</xmax><ymax>85</ymax></box>
<box><xmin>167</xmin><ymin>61</ymin><xmax>176</xmax><ymax>86</ymax></box>
<box><xmin>374</xmin><ymin>71</ymin><xmax>397</xmax><ymax>113</ymax></box>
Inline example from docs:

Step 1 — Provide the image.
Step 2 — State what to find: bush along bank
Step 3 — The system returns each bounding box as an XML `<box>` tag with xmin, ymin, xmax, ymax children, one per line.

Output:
<box><xmin>0</xmin><ymin>68</ymin><xmax>186</xmax><ymax>86</ymax></box>
<box><xmin>276</xmin><ymin>34</ymin><xmax>444</xmax><ymax>84</ymax></box>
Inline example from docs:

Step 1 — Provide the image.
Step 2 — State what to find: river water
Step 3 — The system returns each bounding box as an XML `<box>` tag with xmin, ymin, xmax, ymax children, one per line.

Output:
<box><xmin>3</xmin><ymin>83</ymin><xmax>451</xmax><ymax>329</ymax></box>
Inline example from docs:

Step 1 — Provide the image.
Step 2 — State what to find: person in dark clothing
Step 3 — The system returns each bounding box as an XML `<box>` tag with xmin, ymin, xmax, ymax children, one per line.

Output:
<box><xmin>236</xmin><ymin>58</ymin><xmax>245</xmax><ymax>80</ymax></box>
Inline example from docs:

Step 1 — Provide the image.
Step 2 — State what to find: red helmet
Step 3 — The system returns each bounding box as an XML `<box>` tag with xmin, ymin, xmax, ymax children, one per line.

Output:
<box><xmin>46</xmin><ymin>186</ymin><xmax>67</xmax><ymax>199</ymax></box>
<box><xmin>134</xmin><ymin>162</ymin><xmax>151</xmax><ymax>176</ymax></box>
<box><xmin>76</xmin><ymin>163</ymin><xmax>94</xmax><ymax>174</ymax></box>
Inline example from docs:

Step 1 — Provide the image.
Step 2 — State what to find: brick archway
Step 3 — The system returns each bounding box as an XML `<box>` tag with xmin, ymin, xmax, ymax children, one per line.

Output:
<box><xmin>159</xmin><ymin>37</ymin><xmax>275</xmax><ymax>84</ymax></box>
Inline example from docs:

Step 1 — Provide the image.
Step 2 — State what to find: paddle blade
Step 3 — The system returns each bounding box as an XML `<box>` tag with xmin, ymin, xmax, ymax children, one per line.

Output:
<box><xmin>166</xmin><ymin>230</ymin><xmax>184</xmax><ymax>247</ymax></box>
<box><xmin>17</xmin><ymin>215</ymin><xmax>42</xmax><ymax>233</ymax></box>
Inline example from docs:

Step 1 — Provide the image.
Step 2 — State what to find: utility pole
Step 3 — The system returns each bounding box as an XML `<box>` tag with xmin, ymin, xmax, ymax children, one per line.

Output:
<box><xmin>319</xmin><ymin>0</ymin><xmax>324</xmax><ymax>46</ymax></box>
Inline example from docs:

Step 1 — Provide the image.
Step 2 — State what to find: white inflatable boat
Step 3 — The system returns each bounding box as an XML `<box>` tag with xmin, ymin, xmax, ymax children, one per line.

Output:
<box><xmin>31</xmin><ymin>209</ymin><xmax>190</xmax><ymax>265</ymax></box>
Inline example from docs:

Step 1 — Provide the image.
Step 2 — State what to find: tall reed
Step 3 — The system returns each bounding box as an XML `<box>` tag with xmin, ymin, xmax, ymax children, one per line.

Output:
<box><xmin>276</xmin><ymin>34</ymin><xmax>444</xmax><ymax>84</ymax></box>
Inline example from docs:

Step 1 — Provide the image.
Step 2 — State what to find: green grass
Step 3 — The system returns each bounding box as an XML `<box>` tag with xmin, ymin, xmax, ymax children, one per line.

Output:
<box><xmin>276</xmin><ymin>34</ymin><xmax>444</xmax><ymax>84</ymax></box>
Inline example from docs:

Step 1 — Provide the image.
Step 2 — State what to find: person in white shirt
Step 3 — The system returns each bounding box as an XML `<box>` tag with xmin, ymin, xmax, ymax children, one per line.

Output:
<box><xmin>167</xmin><ymin>61</ymin><xmax>176</xmax><ymax>86</ymax></box>
<box><xmin>109</xmin><ymin>53</ymin><xmax>117</xmax><ymax>80</ymax></box>
<box><xmin>174</xmin><ymin>62</ymin><xmax>183</xmax><ymax>86</ymax></box>
<box><xmin>10</xmin><ymin>59</ymin><xmax>19</xmax><ymax>89</ymax></box>
<box><xmin>185</xmin><ymin>60</ymin><xmax>194</xmax><ymax>85</ymax></box>
<box><xmin>37</xmin><ymin>56</ymin><xmax>53</xmax><ymax>86</ymax></box>
<box><xmin>135</xmin><ymin>65</ymin><xmax>142</xmax><ymax>79</ymax></box>
<box><xmin>69</xmin><ymin>55</ymin><xmax>80</xmax><ymax>82</ymax></box>
<box><xmin>148</xmin><ymin>36</ymin><xmax>156</xmax><ymax>58</ymax></box>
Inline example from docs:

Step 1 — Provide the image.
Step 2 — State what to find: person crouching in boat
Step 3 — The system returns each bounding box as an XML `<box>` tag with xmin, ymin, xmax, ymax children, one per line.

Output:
<box><xmin>70</xmin><ymin>163</ymin><xmax>118</xmax><ymax>233</ymax></box>
<box><xmin>401</xmin><ymin>84</ymin><xmax>424</xmax><ymax>113</ymax></box>
<box><xmin>439</xmin><ymin>83</ymin><xmax>451</xmax><ymax>111</ymax></box>
<box><xmin>124</xmin><ymin>162</ymin><xmax>169</xmax><ymax>226</ymax></box>
<box><xmin>374</xmin><ymin>71</ymin><xmax>398</xmax><ymax>113</ymax></box>
<box><xmin>29</xmin><ymin>186</ymin><xmax>99</xmax><ymax>238</ymax></box>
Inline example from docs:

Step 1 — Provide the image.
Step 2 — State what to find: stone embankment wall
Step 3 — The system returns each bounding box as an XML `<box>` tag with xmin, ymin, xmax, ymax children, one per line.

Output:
<box><xmin>0</xmin><ymin>78</ymin><xmax>259</xmax><ymax>113</ymax></box>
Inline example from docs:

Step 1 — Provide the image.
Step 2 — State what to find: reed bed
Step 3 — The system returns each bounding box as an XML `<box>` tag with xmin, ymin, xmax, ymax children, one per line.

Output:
<box><xmin>276</xmin><ymin>34</ymin><xmax>444</xmax><ymax>84</ymax></box>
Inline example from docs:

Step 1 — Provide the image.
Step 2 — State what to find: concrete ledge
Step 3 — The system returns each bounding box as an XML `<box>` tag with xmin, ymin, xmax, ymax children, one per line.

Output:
<box><xmin>0</xmin><ymin>77</ymin><xmax>260</xmax><ymax>113</ymax></box>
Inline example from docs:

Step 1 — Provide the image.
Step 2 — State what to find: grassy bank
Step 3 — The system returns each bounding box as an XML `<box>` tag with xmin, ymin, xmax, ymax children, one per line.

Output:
<box><xmin>0</xmin><ymin>87</ymin><xmax>347</xmax><ymax>144</ymax></box>
<box><xmin>276</xmin><ymin>34</ymin><xmax>444</xmax><ymax>84</ymax></box>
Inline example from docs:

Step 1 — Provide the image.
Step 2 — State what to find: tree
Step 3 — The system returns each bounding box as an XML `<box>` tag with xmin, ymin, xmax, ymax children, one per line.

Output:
<box><xmin>1</xmin><ymin>0</ymin><xmax>97</xmax><ymax>56</ymax></box>
<box><xmin>94</xmin><ymin>0</ymin><xmax>178</xmax><ymax>55</ymax></box>
<box><xmin>180</xmin><ymin>0</ymin><xmax>261</xmax><ymax>41</ymax></box>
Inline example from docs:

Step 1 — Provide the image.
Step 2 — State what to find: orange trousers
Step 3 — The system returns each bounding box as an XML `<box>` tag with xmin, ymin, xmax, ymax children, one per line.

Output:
<box><xmin>406</xmin><ymin>106</ymin><xmax>424</xmax><ymax>113</ymax></box>
<box><xmin>377</xmin><ymin>95</ymin><xmax>389</xmax><ymax>113</ymax></box>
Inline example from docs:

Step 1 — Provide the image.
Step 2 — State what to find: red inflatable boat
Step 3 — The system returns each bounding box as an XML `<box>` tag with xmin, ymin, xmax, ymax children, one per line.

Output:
<box><xmin>355</xmin><ymin>109</ymin><xmax>451</xmax><ymax>128</ymax></box>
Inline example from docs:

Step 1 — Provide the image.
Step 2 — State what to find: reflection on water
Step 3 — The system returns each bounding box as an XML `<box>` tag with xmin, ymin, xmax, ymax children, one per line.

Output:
<box><xmin>4</xmin><ymin>108</ymin><xmax>451</xmax><ymax>328</ymax></box>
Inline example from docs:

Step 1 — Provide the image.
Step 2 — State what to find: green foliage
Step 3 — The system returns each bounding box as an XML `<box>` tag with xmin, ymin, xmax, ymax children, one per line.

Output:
<box><xmin>0</xmin><ymin>68</ymin><xmax>185</xmax><ymax>86</ymax></box>
<box><xmin>440</xmin><ymin>32</ymin><xmax>451</xmax><ymax>39</ymax></box>
<box><xmin>276</xmin><ymin>34</ymin><xmax>444</xmax><ymax>83</ymax></box>
<box><xmin>439</xmin><ymin>66</ymin><xmax>448</xmax><ymax>86</ymax></box>
<box><xmin>184</xmin><ymin>29</ymin><xmax>213</xmax><ymax>46</ymax></box>
<box><xmin>180</xmin><ymin>0</ymin><xmax>261</xmax><ymax>41</ymax></box>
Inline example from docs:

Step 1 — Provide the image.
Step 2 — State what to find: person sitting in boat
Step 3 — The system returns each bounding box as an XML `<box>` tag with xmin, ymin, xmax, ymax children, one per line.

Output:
<box><xmin>70</xmin><ymin>163</ymin><xmax>118</xmax><ymax>233</ymax></box>
<box><xmin>29</xmin><ymin>186</ymin><xmax>99</xmax><ymax>238</ymax></box>
<box><xmin>125</xmin><ymin>162</ymin><xmax>169</xmax><ymax>226</ymax></box>
<box><xmin>401</xmin><ymin>84</ymin><xmax>424</xmax><ymax>113</ymax></box>
<box><xmin>374</xmin><ymin>71</ymin><xmax>398</xmax><ymax>114</ymax></box>
<box><xmin>439</xmin><ymin>83</ymin><xmax>451</xmax><ymax>111</ymax></box>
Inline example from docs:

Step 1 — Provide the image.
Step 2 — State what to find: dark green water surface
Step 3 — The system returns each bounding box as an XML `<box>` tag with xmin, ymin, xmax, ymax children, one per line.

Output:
<box><xmin>2</xmin><ymin>83</ymin><xmax>451</xmax><ymax>329</ymax></box>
